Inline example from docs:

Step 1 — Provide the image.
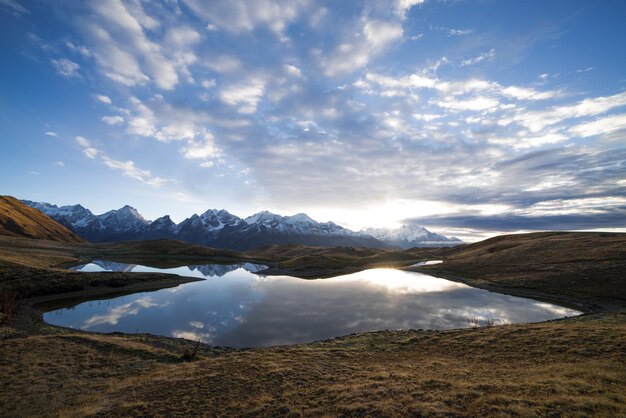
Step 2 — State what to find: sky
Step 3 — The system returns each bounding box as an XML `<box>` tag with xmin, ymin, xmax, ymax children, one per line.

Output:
<box><xmin>0</xmin><ymin>0</ymin><xmax>625</xmax><ymax>242</ymax></box>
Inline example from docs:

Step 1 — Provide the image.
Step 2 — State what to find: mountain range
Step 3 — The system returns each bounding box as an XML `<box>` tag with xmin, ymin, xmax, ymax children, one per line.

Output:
<box><xmin>22</xmin><ymin>200</ymin><xmax>462</xmax><ymax>251</ymax></box>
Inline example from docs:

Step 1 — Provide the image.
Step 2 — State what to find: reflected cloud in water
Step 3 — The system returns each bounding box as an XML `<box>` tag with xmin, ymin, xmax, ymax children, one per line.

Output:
<box><xmin>46</xmin><ymin>264</ymin><xmax>581</xmax><ymax>348</ymax></box>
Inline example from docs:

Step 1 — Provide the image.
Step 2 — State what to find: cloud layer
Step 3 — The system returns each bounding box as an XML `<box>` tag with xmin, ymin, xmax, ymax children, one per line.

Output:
<box><xmin>5</xmin><ymin>0</ymin><xmax>626</xmax><ymax>236</ymax></box>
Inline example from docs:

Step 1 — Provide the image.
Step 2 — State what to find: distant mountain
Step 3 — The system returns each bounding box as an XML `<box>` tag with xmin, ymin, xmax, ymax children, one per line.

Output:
<box><xmin>363</xmin><ymin>224</ymin><xmax>463</xmax><ymax>249</ymax></box>
<box><xmin>0</xmin><ymin>196</ymin><xmax>85</xmax><ymax>242</ymax></box>
<box><xmin>22</xmin><ymin>201</ymin><xmax>149</xmax><ymax>242</ymax></box>
<box><xmin>21</xmin><ymin>200</ymin><xmax>461</xmax><ymax>250</ymax></box>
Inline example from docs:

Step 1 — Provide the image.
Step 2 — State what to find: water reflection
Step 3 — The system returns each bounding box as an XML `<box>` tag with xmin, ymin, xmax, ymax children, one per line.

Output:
<box><xmin>410</xmin><ymin>260</ymin><xmax>443</xmax><ymax>267</ymax></box>
<box><xmin>45</xmin><ymin>264</ymin><xmax>581</xmax><ymax>348</ymax></box>
<box><xmin>71</xmin><ymin>260</ymin><xmax>267</xmax><ymax>277</ymax></box>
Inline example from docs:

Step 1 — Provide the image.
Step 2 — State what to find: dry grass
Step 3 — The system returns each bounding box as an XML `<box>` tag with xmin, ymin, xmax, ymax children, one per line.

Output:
<box><xmin>0</xmin><ymin>232</ymin><xmax>624</xmax><ymax>416</ymax></box>
<box><xmin>0</xmin><ymin>196</ymin><xmax>84</xmax><ymax>243</ymax></box>
<box><xmin>1</xmin><ymin>313</ymin><xmax>624</xmax><ymax>417</ymax></box>
<box><xmin>0</xmin><ymin>287</ymin><xmax>18</xmax><ymax>324</ymax></box>
<box><xmin>417</xmin><ymin>232</ymin><xmax>626</xmax><ymax>310</ymax></box>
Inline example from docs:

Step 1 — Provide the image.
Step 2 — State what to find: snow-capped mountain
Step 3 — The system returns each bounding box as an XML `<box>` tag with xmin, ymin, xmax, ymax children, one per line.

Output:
<box><xmin>22</xmin><ymin>200</ymin><xmax>460</xmax><ymax>250</ymax></box>
<box><xmin>243</xmin><ymin>211</ymin><xmax>358</xmax><ymax>236</ymax></box>
<box><xmin>363</xmin><ymin>224</ymin><xmax>463</xmax><ymax>248</ymax></box>
<box><xmin>143</xmin><ymin>215</ymin><xmax>178</xmax><ymax>240</ymax></box>
<box><xmin>97</xmin><ymin>205</ymin><xmax>149</xmax><ymax>233</ymax></box>
<box><xmin>21</xmin><ymin>200</ymin><xmax>148</xmax><ymax>242</ymax></box>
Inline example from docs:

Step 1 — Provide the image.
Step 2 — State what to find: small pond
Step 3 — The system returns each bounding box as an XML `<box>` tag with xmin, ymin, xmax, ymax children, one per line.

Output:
<box><xmin>43</xmin><ymin>261</ymin><xmax>581</xmax><ymax>348</ymax></box>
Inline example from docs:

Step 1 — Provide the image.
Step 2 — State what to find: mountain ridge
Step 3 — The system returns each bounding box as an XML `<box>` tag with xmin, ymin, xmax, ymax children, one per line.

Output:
<box><xmin>21</xmin><ymin>199</ymin><xmax>461</xmax><ymax>250</ymax></box>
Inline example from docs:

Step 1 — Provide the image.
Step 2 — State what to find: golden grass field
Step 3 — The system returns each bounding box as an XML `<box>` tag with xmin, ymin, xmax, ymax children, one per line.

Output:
<box><xmin>1</xmin><ymin>231</ymin><xmax>625</xmax><ymax>417</ymax></box>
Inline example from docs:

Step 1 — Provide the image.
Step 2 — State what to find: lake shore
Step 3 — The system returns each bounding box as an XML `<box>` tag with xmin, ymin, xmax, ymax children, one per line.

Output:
<box><xmin>1</xmin><ymin>232</ymin><xmax>625</xmax><ymax>416</ymax></box>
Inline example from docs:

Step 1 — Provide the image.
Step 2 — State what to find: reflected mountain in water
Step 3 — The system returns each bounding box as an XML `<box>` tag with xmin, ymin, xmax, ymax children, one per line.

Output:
<box><xmin>189</xmin><ymin>263</ymin><xmax>267</xmax><ymax>277</ymax></box>
<box><xmin>70</xmin><ymin>260</ymin><xmax>267</xmax><ymax>278</ymax></box>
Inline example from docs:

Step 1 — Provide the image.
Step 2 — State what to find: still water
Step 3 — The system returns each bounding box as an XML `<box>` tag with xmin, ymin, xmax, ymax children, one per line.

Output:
<box><xmin>44</xmin><ymin>261</ymin><xmax>580</xmax><ymax>348</ymax></box>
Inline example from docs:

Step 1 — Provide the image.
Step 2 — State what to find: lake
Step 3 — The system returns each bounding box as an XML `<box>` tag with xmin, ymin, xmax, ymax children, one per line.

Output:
<box><xmin>43</xmin><ymin>261</ymin><xmax>581</xmax><ymax>348</ymax></box>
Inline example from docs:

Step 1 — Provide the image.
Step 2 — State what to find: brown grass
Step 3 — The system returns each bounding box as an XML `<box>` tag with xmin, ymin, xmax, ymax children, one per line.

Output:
<box><xmin>0</xmin><ymin>287</ymin><xmax>18</xmax><ymax>324</ymax></box>
<box><xmin>417</xmin><ymin>231</ymin><xmax>626</xmax><ymax>310</ymax></box>
<box><xmin>0</xmin><ymin>196</ymin><xmax>85</xmax><ymax>243</ymax></box>
<box><xmin>0</xmin><ymin>231</ymin><xmax>624</xmax><ymax>416</ymax></box>
<box><xmin>1</xmin><ymin>312</ymin><xmax>624</xmax><ymax>417</ymax></box>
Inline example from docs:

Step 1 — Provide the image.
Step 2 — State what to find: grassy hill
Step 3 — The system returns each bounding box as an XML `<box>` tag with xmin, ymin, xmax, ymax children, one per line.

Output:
<box><xmin>0</xmin><ymin>196</ymin><xmax>85</xmax><ymax>243</ymax></box>
<box><xmin>415</xmin><ymin>231</ymin><xmax>626</xmax><ymax>309</ymax></box>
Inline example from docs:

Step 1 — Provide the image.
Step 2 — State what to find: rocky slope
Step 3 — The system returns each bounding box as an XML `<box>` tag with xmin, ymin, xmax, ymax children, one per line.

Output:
<box><xmin>0</xmin><ymin>196</ymin><xmax>85</xmax><ymax>243</ymax></box>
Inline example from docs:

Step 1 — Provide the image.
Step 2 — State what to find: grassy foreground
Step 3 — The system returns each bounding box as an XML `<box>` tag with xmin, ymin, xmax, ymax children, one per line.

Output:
<box><xmin>0</xmin><ymin>233</ymin><xmax>625</xmax><ymax>417</ymax></box>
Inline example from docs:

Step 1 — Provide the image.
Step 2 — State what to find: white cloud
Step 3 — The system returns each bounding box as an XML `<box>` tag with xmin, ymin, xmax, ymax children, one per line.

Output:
<box><xmin>461</xmin><ymin>48</ymin><xmax>495</xmax><ymax>66</ymax></box>
<box><xmin>182</xmin><ymin>0</ymin><xmax>309</xmax><ymax>40</ymax></box>
<box><xmin>449</xmin><ymin>28</ymin><xmax>473</xmax><ymax>36</ymax></box>
<box><xmin>437</xmin><ymin>96</ymin><xmax>501</xmax><ymax>112</ymax></box>
<box><xmin>363</xmin><ymin>19</ymin><xmax>403</xmax><ymax>52</ymax></box>
<box><xmin>164</xmin><ymin>26</ymin><xmax>200</xmax><ymax>47</ymax></box>
<box><xmin>568</xmin><ymin>113</ymin><xmax>626</xmax><ymax>138</ymax></box>
<box><xmin>95</xmin><ymin>94</ymin><xmax>112</xmax><ymax>104</ymax></box>
<box><xmin>284</xmin><ymin>64</ymin><xmax>302</xmax><ymax>78</ymax></box>
<box><xmin>205</xmin><ymin>55</ymin><xmax>241</xmax><ymax>73</ymax></box>
<box><xmin>359</xmin><ymin>71</ymin><xmax>559</xmax><ymax>104</ymax></box>
<box><xmin>101</xmin><ymin>156</ymin><xmax>171</xmax><ymax>187</ymax></box>
<box><xmin>51</xmin><ymin>58</ymin><xmax>80</xmax><ymax>78</ymax></box>
<box><xmin>0</xmin><ymin>0</ymin><xmax>28</xmax><ymax>15</ymax></box>
<box><xmin>74</xmin><ymin>133</ymin><xmax>173</xmax><ymax>187</ymax></box>
<box><xmin>393</xmin><ymin>0</ymin><xmax>425</xmax><ymax>18</ymax></box>
<box><xmin>505</xmin><ymin>91</ymin><xmax>626</xmax><ymax>132</ymax></box>
<box><xmin>65</xmin><ymin>41</ymin><xmax>91</xmax><ymax>57</ymax></box>
<box><xmin>501</xmin><ymin>86</ymin><xmax>557</xmax><ymax>101</ymax></box>
<box><xmin>489</xmin><ymin>133</ymin><xmax>569</xmax><ymax>149</ymax></box>
<box><xmin>44</xmin><ymin>131</ymin><xmax>58</xmax><ymax>137</ymax></box>
<box><xmin>74</xmin><ymin>136</ymin><xmax>100</xmax><ymax>159</ymax></box>
<box><xmin>219</xmin><ymin>79</ymin><xmax>265</xmax><ymax>113</ymax></box>
<box><xmin>85</xmin><ymin>0</ymin><xmax>179</xmax><ymax>89</ymax></box>
<box><xmin>320</xmin><ymin>14</ymin><xmax>405</xmax><ymax>77</ymax></box>
<box><xmin>413</xmin><ymin>113</ymin><xmax>442</xmax><ymax>122</ymax></box>
<box><xmin>183</xmin><ymin>133</ymin><xmax>219</xmax><ymax>159</ymax></box>
<box><xmin>126</xmin><ymin>96</ymin><xmax>196</xmax><ymax>142</ymax></box>
<box><xmin>55</xmin><ymin>161</ymin><xmax>65</xmax><ymax>167</ymax></box>
<box><xmin>201</xmin><ymin>79</ymin><xmax>216</xmax><ymax>89</ymax></box>
<box><xmin>101</xmin><ymin>115</ymin><xmax>124</xmax><ymax>125</ymax></box>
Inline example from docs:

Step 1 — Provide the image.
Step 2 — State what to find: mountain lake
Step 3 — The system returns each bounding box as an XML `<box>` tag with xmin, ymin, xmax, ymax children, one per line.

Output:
<box><xmin>42</xmin><ymin>261</ymin><xmax>581</xmax><ymax>348</ymax></box>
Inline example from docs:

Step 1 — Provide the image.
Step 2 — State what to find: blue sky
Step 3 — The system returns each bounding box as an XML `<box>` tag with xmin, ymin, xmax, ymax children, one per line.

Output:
<box><xmin>1</xmin><ymin>0</ymin><xmax>625</xmax><ymax>241</ymax></box>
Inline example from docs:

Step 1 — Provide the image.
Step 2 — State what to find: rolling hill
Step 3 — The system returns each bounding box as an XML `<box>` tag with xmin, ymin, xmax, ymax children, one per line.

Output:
<box><xmin>0</xmin><ymin>196</ymin><xmax>85</xmax><ymax>243</ymax></box>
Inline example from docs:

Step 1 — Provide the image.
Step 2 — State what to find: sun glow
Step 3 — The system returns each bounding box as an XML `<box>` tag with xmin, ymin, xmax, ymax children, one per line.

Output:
<box><xmin>300</xmin><ymin>199</ymin><xmax>511</xmax><ymax>231</ymax></box>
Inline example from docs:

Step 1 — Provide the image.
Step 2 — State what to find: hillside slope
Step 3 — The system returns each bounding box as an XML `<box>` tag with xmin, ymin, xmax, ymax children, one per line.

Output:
<box><xmin>0</xmin><ymin>196</ymin><xmax>85</xmax><ymax>243</ymax></box>
<box><xmin>420</xmin><ymin>231</ymin><xmax>626</xmax><ymax>306</ymax></box>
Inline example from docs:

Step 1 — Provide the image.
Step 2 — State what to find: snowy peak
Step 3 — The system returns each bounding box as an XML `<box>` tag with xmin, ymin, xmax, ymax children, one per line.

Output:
<box><xmin>99</xmin><ymin>205</ymin><xmax>149</xmax><ymax>231</ymax></box>
<box><xmin>150</xmin><ymin>215</ymin><xmax>175</xmax><ymax>229</ymax></box>
<box><xmin>285</xmin><ymin>213</ymin><xmax>315</xmax><ymax>225</ymax></box>
<box><xmin>22</xmin><ymin>200</ymin><xmax>97</xmax><ymax>229</ymax></box>
<box><xmin>364</xmin><ymin>224</ymin><xmax>462</xmax><ymax>248</ymax></box>
<box><xmin>244</xmin><ymin>210</ymin><xmax>282</xmax><ymax>225</ymax></box>
<box><xmin>242</xmin><ymin>211</ymin><xmax>358</xmax><ymax>237</ymax></box>
<box><xmin>200</xmin><ymin>209</ymin><xmax>242</xmax><ymax>230</ymax></box>
<box><xmin>102</xmin><ymin>205</ymin><xmax>146</xmax><ymax>222</ymax></box>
